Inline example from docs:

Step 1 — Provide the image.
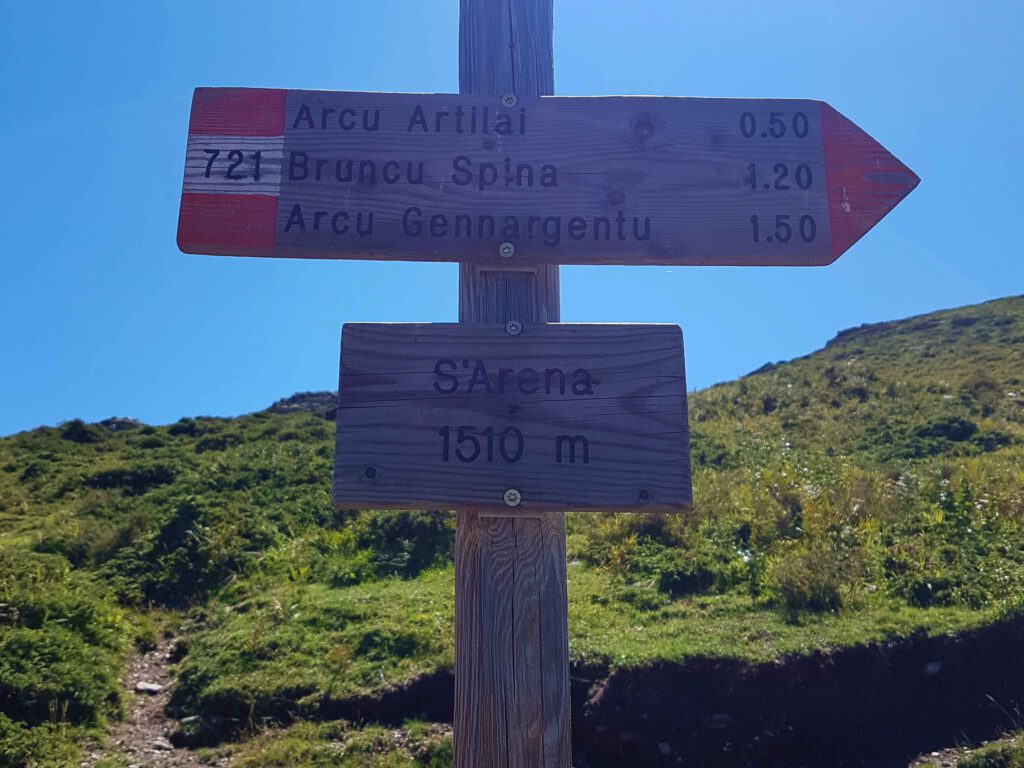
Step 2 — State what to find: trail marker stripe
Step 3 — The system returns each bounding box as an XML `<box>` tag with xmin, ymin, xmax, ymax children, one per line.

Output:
<box><xmin>187</xmin><ymin>88</ymin><xmax>286</xmax><ymax>137</ymax></box>
<box><xmin>177</xmin><ymin>193</ymin><xmax>278</xmax><ymax>256</ymax></box>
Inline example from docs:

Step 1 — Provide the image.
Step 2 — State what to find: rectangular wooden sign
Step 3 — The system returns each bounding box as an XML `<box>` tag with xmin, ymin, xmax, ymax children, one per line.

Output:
<box><xmin>333</xmin><ymin>323</ymin><xmax>691</xmax><ymax>513</ymax></box>
<box><xmin>179</xmin><ymin>88</ymin><xmax>918</xmax><ymax>267</ymax></box>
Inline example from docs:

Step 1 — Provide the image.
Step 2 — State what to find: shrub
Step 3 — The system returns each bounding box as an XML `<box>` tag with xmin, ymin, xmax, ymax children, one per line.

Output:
<box><xmin>0</xmin><ymin>627</ymin><xmax>121</xmax><ymax>726</ymax></box>
<box><xmin>767</xmin><ymin>543</ymin><xmax>845</xmax><ymax>618</ymax></box>
<box><xmin>60</xmin><ymin>419</ymin><xmax>103</xmax><ymax>444</ymax></box>
<box><xmin>0</xmin><ymin>550</ymin><xmax>127</xmax><ymax>767</ymax></box>
<box><xmin>651</xmin><ymin>531</ymin><xmax>748</xmax><ymax>598</ymax></box>
<box><xmin>0</xmin><ymin>714</ymin><xmax>83</xmax><ymax>768</ymax></box>
<box><xmin>690</xmin><ymin>432</ymin><xmax>733</xmax><ymax>469</ymax></box>
<box><xmin>142</xmin><ymin>500</ymin><xmax>230</xmax><ymax>605</ymax></box>
<box><xmin>196</xmin><ymin>433</ymin><xmax>243</xmax><ymax>453</ymax></box>
<box><xmin>973</xmin><ymin>429</ymin><xmax>1013</xmax><ymax>452</ymax></box>
<box><xmin>85</xmin><ymin>463</ymin><xmax>176</xmax><ymax>495</ymax></box>
<box><xmin>355</xmin><ymin>628</ymin><xmax>422</xmax><ymax>661</ymax></box>
<box><xmin>168</xmin><ymin>418</ymin><xmax>199</xmax><ymax>436</ymax></box>
<box><xmin>916</xmin><ymin>416</ymin><xmax>978</xmax><ymax>442</ymax></box>
<box><xmin>354</xmin><ymin>511</ymin><xmax>454</xmax><ymax>579</ymax></box>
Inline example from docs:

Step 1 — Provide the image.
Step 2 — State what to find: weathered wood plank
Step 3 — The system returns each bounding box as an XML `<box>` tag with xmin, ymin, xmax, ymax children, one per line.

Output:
<box><xmin>459</xmin><ymin>264</ymin><xmax>560</xmax><ymax>324</ymax></box>
<box><xmin>333</xmin><ymin>323</ymin><xmax>691</xmax><ymax>514</ymax></box>
<box><xmin>511</xmin><ymin>516</ymin><xmax>544</xmax><ymax>765</ymax></box>
<box><xmin>455</xmin><ymin>2</ymin><xmax>568</xmax><ymax>766</ymax></box>
<box><xmin>453</xmin><ymin>510</ymin><xmax>483</xmax><ymax>768</ymax></box>
<box><xmin>538</xmin><ymin>512</ymin><xmax>570</xmax><ymax>765</ymax></box>
<box><xmin>479</xmin><ymin>515</ymin><xmax>515</xmax><ymax>766</ymax></box>
<box><xmin>177</xmin><ymin>89</ymin><xmax>918</xmax><ymax>266</ymax></box>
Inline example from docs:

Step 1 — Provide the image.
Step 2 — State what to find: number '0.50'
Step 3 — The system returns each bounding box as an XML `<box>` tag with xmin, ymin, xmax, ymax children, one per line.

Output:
<box><xmin>740</xmin><ymin>111</ymin><xmax>810</xmax><ymax>139</ymax></box>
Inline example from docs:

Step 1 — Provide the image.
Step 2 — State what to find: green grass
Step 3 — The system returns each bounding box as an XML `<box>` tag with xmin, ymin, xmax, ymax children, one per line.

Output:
<box><xmin>960</xmin><ymin>734</ymin><xmax>1024</xmax><ymax>768</ymax></box>
<box><xmin>220</xmin><ymin>720</ymin><xmax>452</xmax><ymax>767</ymax></box>
<box><xmin>167</xmin><ymin>562</ymin><xmax>1009</xmax><ymax>729</ymax></box>
<box><xmin>171</xmin><ymin>571</ymin><xmax>455</xmax><ymax>725</ymax></box>
<box><xmin>565</xmin><ymin>565</ymin><xmax>1005</xmax><ymax>665</ymax></box>
<box><xmin>0</xmin><ymin>294</ymin><xmax>1023</xmax><ymax>764</ymax></box>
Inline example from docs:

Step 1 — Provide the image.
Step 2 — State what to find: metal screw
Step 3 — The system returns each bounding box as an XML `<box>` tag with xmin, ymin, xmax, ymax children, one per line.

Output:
<box><xmin>499</xmin><ymin>242</ymin><xmax>516</xmax><ymax>258</ymax></box>
<box><xmin>505</xmin><ymin>320</ymin><xmax>523</xmax><ymax>336</ymax></box>
<box><xmin>503</xmin><ymin>489</ymin><xmax>522</xmax><ymax>507</ymax></box>
<box><xmin>501</xmin><ymin>93</ymin><xmax>518</xmax><ymax>107</ymax></box>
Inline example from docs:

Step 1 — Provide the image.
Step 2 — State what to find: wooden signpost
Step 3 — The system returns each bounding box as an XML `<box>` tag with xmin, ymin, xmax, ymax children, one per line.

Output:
<box><xmin>176</xmin><ymin>0</ymin><xmax>918</xmax><ymax>765</ymax></box>
<box><xmin>333</xmin><ymin>323</ymin><xmax>690</xmax><ymax>514</ymax></box>
<box><xmin>179</xmin><ymin>90</ymin><xmax>918</xmax><ymax>267</ymax></box>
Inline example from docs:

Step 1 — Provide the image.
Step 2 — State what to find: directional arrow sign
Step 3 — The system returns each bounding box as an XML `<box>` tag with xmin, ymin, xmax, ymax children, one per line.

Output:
<box><xmin>178</xmin><ymin>88</ymin><xmax>918</xmax><ymax>266</ymax></box>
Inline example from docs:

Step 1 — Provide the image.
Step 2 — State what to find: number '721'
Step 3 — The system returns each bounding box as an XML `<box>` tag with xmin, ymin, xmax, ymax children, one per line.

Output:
<box><xmin>202</xmin><ymin>149</ymin><xmax>262</xmax><ymax>181</ymax></box>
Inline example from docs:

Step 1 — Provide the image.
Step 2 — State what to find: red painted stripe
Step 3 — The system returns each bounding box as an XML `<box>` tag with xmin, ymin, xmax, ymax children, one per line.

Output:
<box><xmin>188</xmin><ymin>88</ymin><xmax>286</xmax><ymax>136</ymax></box>
<box><xmin>177</xmin><ymin>193</ymin><xmax>278</xmax><ymax>257</ymax></box>
<box><xmin>821</xmin><ymin>103</ymin><xmax>919</xmax><ymax>261</ymax></box>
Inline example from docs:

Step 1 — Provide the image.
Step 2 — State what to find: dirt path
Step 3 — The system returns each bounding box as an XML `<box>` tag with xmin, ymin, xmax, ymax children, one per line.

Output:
<box><xmin>83</xmin><ymin>637</ymin><xmax>222</xmax><ymax>768</ymax></box>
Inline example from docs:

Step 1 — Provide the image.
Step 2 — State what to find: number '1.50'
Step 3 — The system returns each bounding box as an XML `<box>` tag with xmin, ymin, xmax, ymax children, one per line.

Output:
<box><xmin>750</xmin><ymin>214</ymin><xmax>816</xmax><ymax>243</ymax></box>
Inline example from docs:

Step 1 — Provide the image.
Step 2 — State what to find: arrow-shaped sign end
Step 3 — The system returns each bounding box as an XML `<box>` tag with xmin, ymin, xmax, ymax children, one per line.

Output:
<box><xmin>822</xmin><ymin>103</ymin><xmax>919</xmax><ymax>263</ymax></box>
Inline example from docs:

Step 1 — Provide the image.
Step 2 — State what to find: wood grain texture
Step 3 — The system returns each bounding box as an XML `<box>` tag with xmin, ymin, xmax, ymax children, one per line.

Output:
<box><xmin>453</xmin><ymin>511</ymin><xmax>484</xmax><ymax>765</ymax></box>
<box><xmin>455</xmin><ymin>2</ymin><xmax>569</xmax><ymax>765</ymax></box>
<box><xmin>459</xmin><ymin>0</ymin><xmax>553</xmax><ymax>97</ymax></box>
<box><xmin>511</xmin><ymin>516</ymin><xmax>543</xmax><ymax>765</ymax></box>
<box><xmin>457</xmin><ymin>0</ymin><xmax>559</xmax><ymax>326</ymax></box>
<box><xmin>479</xmin><ymin>515</ymin><xmax>515</xmax><ymax>765</ymax></box>
<box><xmin>537</xmin><ymin>512</ymin><xmax>570</xmax><ymax>765</ymax></box>
<box><xmin>182</xmin><ymin>135</ymin><xmax>284</xmax><ymax>196</ymax></box>
<box><xmin>454</xmin><ymin>512</ymin><xmax>570</xmax><ymax>767</ymax></box>
<box><xmin>333</xmin><ymin>323</ymin><xmax>691</xmax><ymax>514</ymax></box>
<box><xmin>459</xmin><ymin>265</ymin><xmax>560</xmax><ymax>324</ymax></box>
<box><xmin>177</xmin><ymin>88</ymin><xmax>918</xmax><ymax>267</ymax></box>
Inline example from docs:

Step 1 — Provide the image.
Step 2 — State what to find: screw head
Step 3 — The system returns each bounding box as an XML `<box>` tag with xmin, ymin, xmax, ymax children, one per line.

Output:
<box><xmin>505</xmin><ymin>320</ymin><xmax>523</xmax><ymax>336</ymax></box>
<box><xmin>501</xmin><ymin>93</ymin><xmax>518</xmax><ymax>107</ymax></box>
<box><xmin>499</xmin><ymin>242</ymin><xmax>516</xmax><ymax>258</ymax></box>
<box><xmin>503</xmin><ymin>489</ymin><xmax>522</xmax><ymax>507</ymax></box>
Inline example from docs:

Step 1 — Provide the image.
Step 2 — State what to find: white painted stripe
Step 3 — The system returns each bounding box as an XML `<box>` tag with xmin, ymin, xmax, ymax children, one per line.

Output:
<box><xmin>182</xmin><ymin>135</ymin><xmax>284</xmax><ymax>196</ymax></box>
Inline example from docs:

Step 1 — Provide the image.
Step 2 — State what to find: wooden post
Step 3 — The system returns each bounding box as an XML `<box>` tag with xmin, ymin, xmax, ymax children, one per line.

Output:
<box><xmin>454</xmin><ymin>0</ymin><xmax>571</xmax><ymax>766</ymax></box>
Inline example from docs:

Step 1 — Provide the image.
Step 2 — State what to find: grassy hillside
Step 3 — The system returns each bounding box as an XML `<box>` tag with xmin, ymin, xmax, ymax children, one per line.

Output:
<box><xmin>1</xmin><ymin>295</ymin><xmax>1023</xmax><ymax>766</ymax></box>
<box><xmin>694</xmin><ymin>292</ymin><xmax>1024</xmax><ymax>463</ymax></box>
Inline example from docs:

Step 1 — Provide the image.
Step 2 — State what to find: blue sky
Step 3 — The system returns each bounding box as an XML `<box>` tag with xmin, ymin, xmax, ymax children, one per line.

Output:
<box><xmin>1</xmin><ymin>0</ymin><xmax>1021</xmax><ymax>436</ymax></box>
